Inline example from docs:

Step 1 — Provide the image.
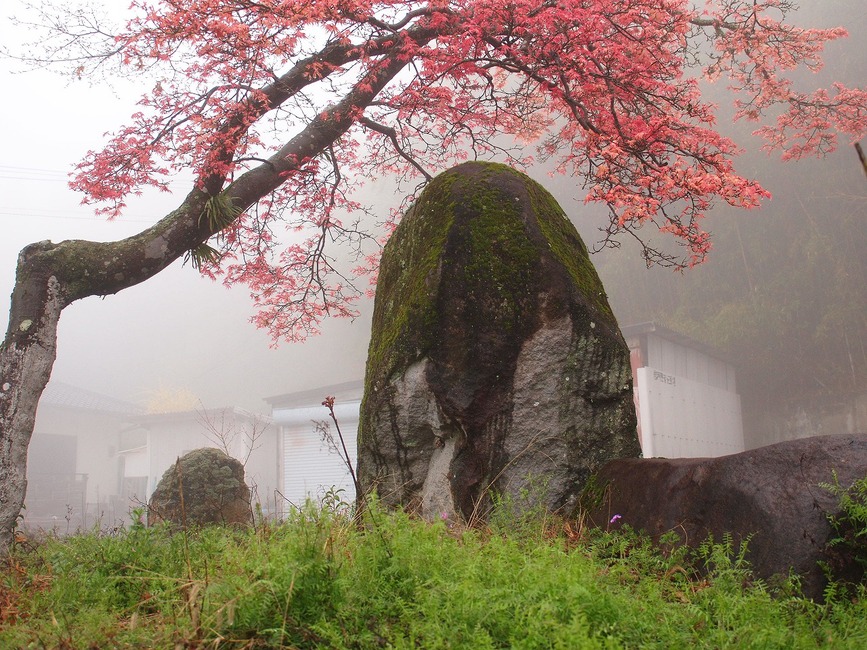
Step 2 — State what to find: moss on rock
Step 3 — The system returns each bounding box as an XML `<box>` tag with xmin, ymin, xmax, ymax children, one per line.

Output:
<box><xmin>363</xmin><ymin>162</ymin><xmax>615</xmax><ymax>410</ymax></box>
<box><xmin>147</xmin><ymin>448</ymin><xmax>252</xmax><ymax>529</ymax></box>
<box><xmin>358</xmin><ymin>162</ymin><xmax>638</xmax><ymax>518</ymax></box>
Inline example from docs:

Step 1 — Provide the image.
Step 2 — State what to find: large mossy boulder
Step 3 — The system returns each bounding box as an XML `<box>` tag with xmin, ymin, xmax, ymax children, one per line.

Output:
<box><xmin>148</xmin><ymin>448</ymin><xmax>252</xmax><ymax>528</ymax></box>
<box><xmin>358</xmin><ymin>162</ymin><xmax>639</xmax><ymax>521</ymax></box>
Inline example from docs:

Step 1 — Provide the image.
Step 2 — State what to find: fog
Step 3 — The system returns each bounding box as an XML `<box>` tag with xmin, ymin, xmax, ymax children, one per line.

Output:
<box><xmin>585</xmin><ymin>1</ymin><xmax>867</xmax><ymax>445</ymax></box>
<box><xmin>0</xmin><ymin>7</ymin><xmax>373</xmax><ymax>412</ymax></box>
<box><xmin>1</xmin><ymin>0</ymin><xmax>864</xmax><ymax>439</ymax></box>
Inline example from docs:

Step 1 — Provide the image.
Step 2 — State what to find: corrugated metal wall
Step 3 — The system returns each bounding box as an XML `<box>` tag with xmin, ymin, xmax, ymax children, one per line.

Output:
<box><xmin>276</xmin><ymin>403</ymin><xmax>359</xmax><ymax>507</ymax></box>
<box><xmin>645</xmin><ymin>334</ymin><xmax>737</xmax><ymax>393</ymax></box>
<box><xmin>637</xmin><ymin>332</ymin><xmax>744</xmax><ymax>458</ymax></box>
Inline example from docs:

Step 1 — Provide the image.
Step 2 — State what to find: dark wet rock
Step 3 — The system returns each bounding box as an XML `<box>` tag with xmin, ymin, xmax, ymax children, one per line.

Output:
<box><xmin>585</xmin><ymin>434</ymin><xmax>867</xmax><ymax>599</ymax></box>
<box><xmin>148</xmin><ymin>447</ymin><xmax>252</xmax><ymax>528</ymax></box>
<box><xmin>358</xmin><ymin>162</ymin><xmax>639</xmax><ymax>521</ymax></box>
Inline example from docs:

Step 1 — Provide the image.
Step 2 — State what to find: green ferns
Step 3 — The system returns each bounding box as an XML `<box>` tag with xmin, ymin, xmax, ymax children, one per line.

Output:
<box><xmin>821</xmin><ymin>472</ymin><xmax>867</xmax><ymax>592</ymax></box>
<box><xmin>3</xmin><ymin>502</ymin><xmax>866</xmax><ymax>648</ymax></box>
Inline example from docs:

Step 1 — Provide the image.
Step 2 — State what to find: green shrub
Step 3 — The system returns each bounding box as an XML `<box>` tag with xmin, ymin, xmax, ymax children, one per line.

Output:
<box><xmin>821</xmin><ymin>471</ymin><xmax>867</xmax><ymax>590</ymax></box>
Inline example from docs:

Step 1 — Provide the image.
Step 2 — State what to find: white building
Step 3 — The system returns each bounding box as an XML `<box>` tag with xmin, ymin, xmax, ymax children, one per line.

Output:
<box><xmin>266</xmin><ymin>380</ymin><xmax>363</xmax><ymax>507</ymax></box>
<box><xmin>120</xmin><ymin>407</ymin><xmax>280</xmax><ymax>517</ymax></box>
<box><xmin>28</xmin><ymin>381</ymin><xmax>142</xmax><ymax>531</ymax></box>
<box><xmin>27</xmin><ymin>383</ymin><xmax>280</xmax><ymax>530</ymax></box>
<box><xmin>623</xmin><ymin>322</ymin><xmax>744</xmax><ymax>458</ymax></box>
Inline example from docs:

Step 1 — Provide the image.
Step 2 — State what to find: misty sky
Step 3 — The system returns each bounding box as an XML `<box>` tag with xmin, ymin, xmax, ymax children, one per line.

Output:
<box><xmin>1</xmin><ymin>1</ymin><xmax>864</xmax><ymax>416</ymax></box>
<box><xmin>0</xmin><ymin>5</ymin><xmax>374</xmax><ymax>413</ymax></box>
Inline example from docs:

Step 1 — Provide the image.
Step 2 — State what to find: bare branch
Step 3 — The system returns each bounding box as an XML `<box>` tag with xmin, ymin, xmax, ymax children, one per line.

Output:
<box><xmin>358</xmin><ymin>116</ymin><xmax>433</xmax><ymax>181</ymax></box>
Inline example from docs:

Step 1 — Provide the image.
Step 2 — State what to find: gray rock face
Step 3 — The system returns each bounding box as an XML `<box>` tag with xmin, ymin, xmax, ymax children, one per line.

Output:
<box><xmin>358</xmin><ymin>162</ymin><xmax>639</xmax><ymax>521</ymax></box>
<box><xmin>148</xmin><ymin>448</ymin><xmax>252</xmax><ymax>528</ymax></box>
<box><xmin>585</xmin><ymin>434</ymin><xmax>867</xmax><ymax>599</ymax></box>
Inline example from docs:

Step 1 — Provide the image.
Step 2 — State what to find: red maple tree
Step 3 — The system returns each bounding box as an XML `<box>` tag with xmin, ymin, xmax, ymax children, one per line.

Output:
<box><xmin>1</xmin><ymin>0</ymin><xmax>864</xmax><ymax>549</ymax></box>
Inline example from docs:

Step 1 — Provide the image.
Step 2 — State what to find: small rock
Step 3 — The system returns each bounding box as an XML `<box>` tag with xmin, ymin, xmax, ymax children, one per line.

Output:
<box><xmin>148</xmin><ymin>448</ymin><xmax>252</xmax><ymax>528</ymax></box>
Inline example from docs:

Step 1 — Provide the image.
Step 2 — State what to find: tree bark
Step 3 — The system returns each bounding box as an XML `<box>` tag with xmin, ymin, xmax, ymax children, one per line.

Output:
<box><xmin>0</xmin><ymin>248</ymin><xmax>63</xmax><ymax>551</ymax></box>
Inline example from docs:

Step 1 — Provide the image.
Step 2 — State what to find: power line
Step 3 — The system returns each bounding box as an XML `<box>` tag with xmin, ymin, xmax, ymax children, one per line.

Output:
<box><xmin>0</xmin><ymin>165</ymin><xmax>68</xmax><ymax>176</ymax></box>
<box><xmin>0</xmin><ymin>166</ymin><xmax>69</xmax><ymax>182</ymax></box>
<box><xmin>0</xmin><ymin>163</ymin><xmax>195</xmax><ymax>223</ymax></box>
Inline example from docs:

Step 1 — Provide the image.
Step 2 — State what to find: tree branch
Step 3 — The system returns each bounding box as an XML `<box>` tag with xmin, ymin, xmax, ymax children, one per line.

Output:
<box><xmin>358</xmin><ymin>116</ymin><xmax>433</xmax><ymax>181</ymax></box>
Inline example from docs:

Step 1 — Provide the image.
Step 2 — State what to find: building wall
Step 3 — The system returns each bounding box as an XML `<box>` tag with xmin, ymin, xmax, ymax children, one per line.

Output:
<box><xmin>273</xmin><ymin>402</ymin><xmax>359</xmax><ymax>508</ymax></box>
<box><xmin>130</xmin><ymin>409</ymin><xmax>281</xmax><ymax>518</ymax></box>
<box><xmin>636</xmin><ymin>367</ymin><xmax>744</xmax><ymax>458</ymax></box>
<box><xmin>626</xmin><ymin>326</ymin><xmax>745</xmax><ymax>459</ymax></box>
<box><xmin>27</xmin><ymin>405</ymin><xmax>129</xmax><ymax>530</ymax></box>
<box><xmin>644</xmin><ymin>334</ymin><xmax>737</xmax><ymax>393</ymax></box>
<box><xmin>27</xmin><ymin>396</ymin><xmax>280</xmax><ymax>530</ymax></box>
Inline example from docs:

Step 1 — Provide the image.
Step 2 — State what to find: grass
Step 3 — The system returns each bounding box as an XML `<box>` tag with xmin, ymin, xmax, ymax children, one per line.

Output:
<box><xmin>1</xmin><ymin>499</ymin><xmax>865</xmax><ymax>649</ymax></box>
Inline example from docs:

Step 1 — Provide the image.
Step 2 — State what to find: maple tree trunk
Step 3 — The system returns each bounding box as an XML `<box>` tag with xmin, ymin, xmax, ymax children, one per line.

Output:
<box><xmin>0</xmin><ymin>247</ymin><xmax>63</xmax><ymax>552</ymax></box>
